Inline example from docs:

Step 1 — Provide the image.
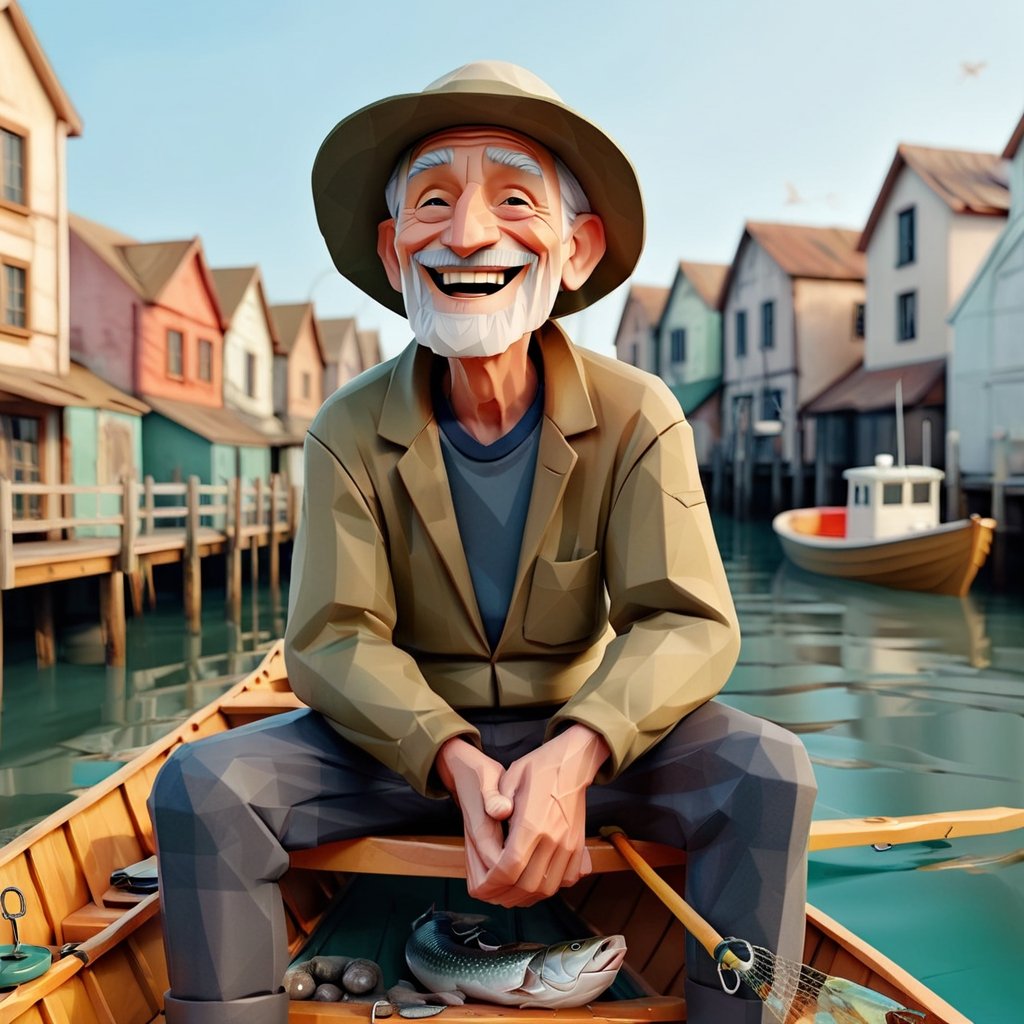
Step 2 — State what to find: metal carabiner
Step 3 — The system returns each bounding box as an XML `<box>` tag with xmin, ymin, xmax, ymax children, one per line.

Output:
<box><xmin>0</xmin><ymin>887</ymin><xmax>27</xmax><ymax>960</ymax></box>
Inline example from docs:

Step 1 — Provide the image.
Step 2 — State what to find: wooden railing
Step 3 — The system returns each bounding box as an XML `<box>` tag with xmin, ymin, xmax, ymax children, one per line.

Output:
<box><xmin>0</xmin><ymin>474</ymin><xmax>300</xmax><ymax>597</ymax></box>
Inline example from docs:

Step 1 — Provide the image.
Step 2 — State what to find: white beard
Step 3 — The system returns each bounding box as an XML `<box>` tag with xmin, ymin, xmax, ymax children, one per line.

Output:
<box><xmin>401</xmin><ymin>255</ymin><xmax>561</xmax><ymax>359</ymax></box>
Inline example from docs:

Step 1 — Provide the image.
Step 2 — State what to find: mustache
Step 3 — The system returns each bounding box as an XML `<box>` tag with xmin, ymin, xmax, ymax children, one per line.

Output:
<box><xmin>412</xmin><ymin>249</ymin><xmax>538</xmax><ymax>270</ymax></box>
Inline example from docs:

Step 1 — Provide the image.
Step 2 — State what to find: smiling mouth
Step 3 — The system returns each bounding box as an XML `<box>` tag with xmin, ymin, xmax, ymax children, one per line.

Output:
<box><xmin>426</xmin><ymin>265</ymin><xmax>527</xmax><ymax>297</ymax></box>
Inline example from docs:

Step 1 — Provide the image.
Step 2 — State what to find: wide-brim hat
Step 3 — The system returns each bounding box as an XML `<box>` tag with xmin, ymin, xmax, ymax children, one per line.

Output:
<box><xmin>312</xmin><ymin>61</ymin><xmax>644</xmax><ymax>319</ymax></box>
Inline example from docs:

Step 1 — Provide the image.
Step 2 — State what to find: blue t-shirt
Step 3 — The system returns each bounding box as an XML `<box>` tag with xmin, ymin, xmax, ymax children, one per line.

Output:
<box><xmin>432</xmin><ymin>349</ymin><xmax>544</xmax><ymax>649</ymax></box>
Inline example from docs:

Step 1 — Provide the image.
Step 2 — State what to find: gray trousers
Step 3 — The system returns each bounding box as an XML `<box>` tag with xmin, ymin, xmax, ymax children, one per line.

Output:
<box><xmin>149</xmin><ymin>700</ymin><xmax>816</xmax><ymax>1024</ymax></box>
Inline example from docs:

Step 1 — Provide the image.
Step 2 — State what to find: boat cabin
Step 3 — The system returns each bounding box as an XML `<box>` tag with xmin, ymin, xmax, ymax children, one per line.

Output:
<box><xmin>843</xmin><ymin>454</ymin><xmax>944</xmax><ymax>542</ymax></box>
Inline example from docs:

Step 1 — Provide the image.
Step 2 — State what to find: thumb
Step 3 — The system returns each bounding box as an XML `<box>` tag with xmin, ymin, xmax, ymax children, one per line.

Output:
<box><xmin>483</xmin><ymin>789</ymin><xmax>513</xmax><ymax>820</ymax></box>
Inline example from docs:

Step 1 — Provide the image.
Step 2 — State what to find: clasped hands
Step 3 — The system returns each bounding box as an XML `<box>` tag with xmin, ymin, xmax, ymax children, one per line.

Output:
<box><xmin>435</xmin><ymin>724</ymin><xmax>610</xmax><ymax>908</ymax></box>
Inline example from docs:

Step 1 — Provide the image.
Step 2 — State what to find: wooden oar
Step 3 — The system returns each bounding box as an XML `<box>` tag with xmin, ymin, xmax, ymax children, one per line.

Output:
<box><xmin>809</xmin><ymin>806</ymin><xmax>1024</xmax><ymax>851</ymax></box>
<box><xmin>599</xmin><ymin>826</ymin><xmax>927</xmax><ymax>1024</ymax></box>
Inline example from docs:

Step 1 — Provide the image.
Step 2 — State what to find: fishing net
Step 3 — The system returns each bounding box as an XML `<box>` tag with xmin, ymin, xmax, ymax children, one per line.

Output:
<box><xmin>714</xmin><ymin>938</ymin><xmax>927</xmax><ymax>1024</ymax></box>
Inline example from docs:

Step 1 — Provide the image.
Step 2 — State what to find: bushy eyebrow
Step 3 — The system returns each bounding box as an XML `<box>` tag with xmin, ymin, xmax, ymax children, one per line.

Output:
<box><xmin>485</xmin><ymin>147</ymin><xmax>542</xmax><ymax>177</ymax></box>
<box><xmin>407</xmin><ymin>148</ymin><xmax>454</xmax><ymax>181</ymax></box>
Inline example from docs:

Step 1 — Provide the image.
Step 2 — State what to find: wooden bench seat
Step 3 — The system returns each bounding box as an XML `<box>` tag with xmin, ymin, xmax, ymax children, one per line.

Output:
<box><xmin>289</xmin><ymin>834</ymin><xmax>685</xmax><ymax>877</ymax></box>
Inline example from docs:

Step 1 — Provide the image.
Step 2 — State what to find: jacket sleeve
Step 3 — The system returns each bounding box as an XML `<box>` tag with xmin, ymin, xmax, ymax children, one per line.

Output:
<box><xmin>546</xmin><ymin>416</ymin><xmax>740</xmax><ymax>782</ymax></box>
<box><xmin>284</xmin><ymin>430</ymin><xmax>479</xmax><ymax>797</ymax></box>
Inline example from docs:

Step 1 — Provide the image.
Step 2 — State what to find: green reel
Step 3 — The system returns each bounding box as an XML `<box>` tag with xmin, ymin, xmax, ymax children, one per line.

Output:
<box><xmin>0</xmin><ymin>887</ymin><xmax>52</xmax><ymax>989</ymax></box>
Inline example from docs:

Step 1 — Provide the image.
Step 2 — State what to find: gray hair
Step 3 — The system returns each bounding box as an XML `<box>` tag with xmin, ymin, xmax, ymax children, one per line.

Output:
<box><xmin>384</xmin><ymin>146</ymin><xmax>590</xmax><ymax>239</ymax></box>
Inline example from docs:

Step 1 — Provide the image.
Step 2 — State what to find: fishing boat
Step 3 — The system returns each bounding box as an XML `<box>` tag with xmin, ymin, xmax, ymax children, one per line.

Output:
<box><xmin>773</xmin><ymin>454</ymin><xmax>996</xmax><ymax>596</ymax></box>
<box><xmin>1</xmin><ymin>642</ymin><xmax>1020</xmax><ymax>1024</ymax></box>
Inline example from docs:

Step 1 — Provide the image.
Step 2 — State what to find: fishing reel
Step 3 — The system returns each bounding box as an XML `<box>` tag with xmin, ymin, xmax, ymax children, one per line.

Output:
<box><xmin>0</xmin><ymin>887</ymin><xmax>52</xmax><ymax>989</ymax></box>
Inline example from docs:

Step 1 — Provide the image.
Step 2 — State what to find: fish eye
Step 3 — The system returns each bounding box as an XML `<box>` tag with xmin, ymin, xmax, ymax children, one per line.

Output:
<box><xmin>570</xmin><ymin>942</ymin><xmax>582</xmax><ymax>950</ymax></box>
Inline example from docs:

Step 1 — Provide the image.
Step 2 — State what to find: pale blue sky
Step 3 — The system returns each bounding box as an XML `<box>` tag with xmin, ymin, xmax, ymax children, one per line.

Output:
<box><xmin>21</xmin><ymin>0</ymin><xmax>1024</xmax><ymax>361</ymax></box>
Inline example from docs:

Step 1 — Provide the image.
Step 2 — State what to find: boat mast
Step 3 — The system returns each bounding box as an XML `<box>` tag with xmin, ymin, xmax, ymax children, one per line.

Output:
<box><xmin>895</xmin><ymin>379</ymin><xmax>906</xmax><ymax>468</ymax></box>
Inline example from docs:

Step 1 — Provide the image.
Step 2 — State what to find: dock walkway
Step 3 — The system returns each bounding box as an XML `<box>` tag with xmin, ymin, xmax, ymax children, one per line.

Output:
<box><xmin>0</xmin><ymin>474</ymin><xmax>298</xmax><ymax>699</ymax></box>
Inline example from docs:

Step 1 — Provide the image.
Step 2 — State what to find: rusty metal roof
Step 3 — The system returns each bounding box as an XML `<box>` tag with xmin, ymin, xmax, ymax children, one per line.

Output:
<box><xmin>0</xmin><ymin>361</ymin><xmax>149</xmax><ymax>414</ymax></box>
<box><xmin>629</xmin><ymin>284</ymin><xmax>670</xmax><ymax>324</ymax></box>
<box><xmin>678</xmin><ymin>261</ymin><xmax>728</xmax><ymax>310</ymax></box>
<box><xmin>143</xmin><ymin>395</ymin><xmax>270</xmax><ymax>446</ymax></box>
<box><xmin>270</xmin><ymin>302</ymin><xmax>327</xmax><ymax>366</ymax></box>
<box><xmin>210</xmin><ymin>267</ymin><xmax>256</xmax><ymax>321</ymax></box>
<box><xmin>803</xmin><ymin>357</ymin><xmax>946</xmax><ymax>415</ymax></box>
<box><xmin>210</xmin><ymin>266</ymin><xmax>279</xmax><ymax>344</ymax></box>
<box><xmin>859</xmin><ymin>144</ymin><xmax>1009</xmax><ymax>251</ymax></box>
<box><xmin>1005</xmin><ymin>112</ymin><xmax>1024</xmax><ymax>160</ymax></box>
<box><xmin>71</xmin><ymin>213</ymin><xmax>226</xmax><ymax>325</ymax></box>
<box><xmin>719</xmin><ymin>222</ymin><xmax>864</xmax><ymax>310</ymax></box>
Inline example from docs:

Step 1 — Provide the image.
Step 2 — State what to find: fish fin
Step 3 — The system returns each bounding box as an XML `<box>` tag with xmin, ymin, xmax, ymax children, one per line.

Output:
<box><xmin>447</xmin><ymin>912</ymin><xmax>490</xmax><ymax>930</ymax></box>
<box><xmin>410</xmin><ymin>907</ymin><xmax>436</xmax><ymax>932</ymax></box>
<box><xmin>427</xmin><ymin>991</ymin><xmax>466</xmax><ymax>1006</ymax></box>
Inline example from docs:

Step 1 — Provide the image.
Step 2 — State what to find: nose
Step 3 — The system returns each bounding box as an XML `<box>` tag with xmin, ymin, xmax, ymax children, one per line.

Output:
<box><xmin>443</xmin><ymin>184</ymin><xmax>501</xmax><ymax>258</ymax></box>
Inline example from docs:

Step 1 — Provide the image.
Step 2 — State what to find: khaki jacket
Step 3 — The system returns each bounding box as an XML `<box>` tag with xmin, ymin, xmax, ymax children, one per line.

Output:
<box><xmin>284</xmin><ymin>321</ymin><xmax>740</xmax><ymax>797</ymax></box>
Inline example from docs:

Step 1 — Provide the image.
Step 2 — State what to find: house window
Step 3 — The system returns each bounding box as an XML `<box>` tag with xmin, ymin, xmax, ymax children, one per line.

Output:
<box><xmin>854</xmin><ymin>303</ymin><xmax>865</xmax><ymax>338</ymax></box>
<box><xmin>245</xmin><ymin>352</ymin><xmax>257</xmax><ymax>398</ymax></box>
<box><xmin>167</xmin><ymin>329</ymin><xmax>183</xmax><ymax>376</ymax></box>
<box><xmin>883</xmin><ymin>483</ymin><xmax>903</xmax><ymax>505</ymax></box>
<box><xmin>198</xmin><ymin>339</ymin><xmax>213</xmax><ymax>382</ymax></box>
<box><xmin>735</xmin><ymin>309</ymin><xmax>748</xmax><ymax>358</ymax></box>
<box><xmin>302</xmin><ymin>371</ymin><xmax>312</xmax><ymax>399</ymax></box>
<box><xmin>2</xmin><ymin>261</ymin><xmax>28</xmax><ymax>329</ymax></box>
<box><xmin>0</xmin><ymin>415</ymin><xmax>42</xmax><ymax>519</ymax></box>
<box><xmin>897</xmin><ymin>207</ymin><xmax>915</xmax><ymax>266</ymax></box>
<box><xmin>897</xmin><ymin>291</ymin><xmax>917</xmax><ymax>342</ymax></box>
<box><xmin>760</xmin><ymin>301</ymin><xmax>775</xmax><ymax>350</ymax></box>
<box><xmin>912</xmin><ymin>482</ymin><xmax>930</xmax><ymax>504</ymax></box>
<box><xmin>761</xmin><ymin>387</ymin><xmax>783</xmax><ymax>421</ymax></box>
<box><xmin>1</xmin><ymin>127</ymin><xmax>26</xmax><ymax>207</ymax></box>
<box><xmin>670</xmin><ymin>328</ymin><xmax>686</xmax><ymax>364</ymax></box>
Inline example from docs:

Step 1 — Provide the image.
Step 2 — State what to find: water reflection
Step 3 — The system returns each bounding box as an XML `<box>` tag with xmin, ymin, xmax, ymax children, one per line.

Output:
<box><xmin>716</xmin><ymin>518</ymin><xmax>1024</xmax><ymax>1021</ymax></box>
<box><xmin>0</xmin><ymin>586</ymin><xmax>284</xmax><ymax>842</ymax></box>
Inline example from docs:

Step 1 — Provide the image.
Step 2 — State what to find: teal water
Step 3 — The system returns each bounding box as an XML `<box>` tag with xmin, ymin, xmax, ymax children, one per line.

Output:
<box><xmin>716</xmin><ymin>518</ymin><xmax>1023</xmax><ymax>1024</ymax></box>
<box><xmin>0</xmin><ymin>525</ymin><xmax>1021</xmax><ymax>1021</ymax></box>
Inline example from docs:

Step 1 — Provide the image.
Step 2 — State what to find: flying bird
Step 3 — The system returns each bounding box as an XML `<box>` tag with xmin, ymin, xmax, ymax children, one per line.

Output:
<box><xmin>960</xmin><ymin>60</ymin><xmax>988</xmax><ymax>80</ymax></box>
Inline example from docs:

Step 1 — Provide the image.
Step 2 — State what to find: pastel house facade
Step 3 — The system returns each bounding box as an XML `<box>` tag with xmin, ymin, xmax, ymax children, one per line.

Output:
<box><xmin>719</xmin><ymin>221</ymin><xmax>866</xmax><ymax>473</ymax></box>
<box><xmin>655</xmin><ymin>261</ymin><xmax>727</xmax><ymax>466</ymax></box>
<box><xmin>613</xmin><ymin>283</ymin><xmax>668</xmax><ymax>373</ymax></box>
<box><xmin>948</xmin><ymin>114</ymin><xmax>1024</xmax><ymax>480</ymax></box>
<box><xmin>807</xmin><ymin>144</ymin><xmax>1009</xmax><ymax>498</ymax></box>
<box><xmin>1</xmin><ymin>0</ymin><xmax>147</xmax><ymax>531</ymax></box>
<box><xmin>70</xmin><ymin>215</ymin><xmax>269</xmax><ymax>487</ymax></box>
<box><xmin>270</xmin><ymin>302</ymin><xmax>326</xmax><ymax>485</ymax></box>
<box><xmin>320</xmin><ymin>316</ymin><xmax>361</xmax><ymax>396</ymax></box>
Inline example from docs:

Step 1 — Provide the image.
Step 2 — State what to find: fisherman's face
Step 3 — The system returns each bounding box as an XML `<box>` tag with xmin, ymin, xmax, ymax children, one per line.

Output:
<box><xmin>378</xmin><ymin>127</ymin><xmax>573</xmax><ymax>358</ymax></box>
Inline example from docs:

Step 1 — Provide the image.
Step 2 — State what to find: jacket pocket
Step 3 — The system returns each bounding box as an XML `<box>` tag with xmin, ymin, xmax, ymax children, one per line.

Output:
<box><xmin>523</xmin><ymin>550</ymin><xmax>601</xmax><ymax>647</ymax></box>
<box><xmin>671</xmin><ymin>487</ymin><xmax>707</xmax><ymax>508</ymax></box>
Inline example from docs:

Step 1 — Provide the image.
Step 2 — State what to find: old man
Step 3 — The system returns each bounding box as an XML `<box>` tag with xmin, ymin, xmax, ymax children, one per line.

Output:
<box><xmin>150</xmin><ymin>62</ymin><xmax>816</xmax><ymax>1024</ymax></box>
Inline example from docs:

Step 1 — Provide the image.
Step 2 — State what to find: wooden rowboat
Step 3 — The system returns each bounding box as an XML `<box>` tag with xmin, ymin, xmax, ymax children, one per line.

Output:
<box><xmin>1</xmin><ymin>642</ymin><xmax>1020</xmax><ymax>1024</ymax></box>
<box><xmin>772</xmin><ymin>508</ymin><xmax>996</xmax><ymax>597</ymax></box>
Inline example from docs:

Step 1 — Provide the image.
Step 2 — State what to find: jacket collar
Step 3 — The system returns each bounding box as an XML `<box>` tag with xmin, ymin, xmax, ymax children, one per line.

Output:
<box><xmin>377</xmin><ymin>319</ymin><xmax>597</xmax><ymax>449</ymax></box>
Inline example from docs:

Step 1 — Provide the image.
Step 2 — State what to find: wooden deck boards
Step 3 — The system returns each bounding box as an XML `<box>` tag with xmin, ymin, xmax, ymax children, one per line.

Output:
<box><xmin>8</xmin><ymin>525</ymin><xmax>288</xmax><ymax>586</ymax></box>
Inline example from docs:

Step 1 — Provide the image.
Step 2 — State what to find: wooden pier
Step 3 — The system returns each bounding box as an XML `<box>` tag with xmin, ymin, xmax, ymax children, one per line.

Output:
<box><xmin>0</xmin><ymin>474</ymin><xmax>299</xmax><ymax>700</ymax></box>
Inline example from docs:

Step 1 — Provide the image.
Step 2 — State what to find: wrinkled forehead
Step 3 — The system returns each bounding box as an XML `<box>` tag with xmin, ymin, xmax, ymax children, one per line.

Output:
<box><xmin>408</xmin><ymin>125</ymin><xmax>555</xmax><ymax>171</ymax></box>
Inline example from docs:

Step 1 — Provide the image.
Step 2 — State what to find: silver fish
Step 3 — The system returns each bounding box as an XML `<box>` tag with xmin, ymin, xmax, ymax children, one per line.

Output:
<box><xmin>405</xmin><ymin>910</ymin><xmax>626</xmax><ymax>1009</ymax></box>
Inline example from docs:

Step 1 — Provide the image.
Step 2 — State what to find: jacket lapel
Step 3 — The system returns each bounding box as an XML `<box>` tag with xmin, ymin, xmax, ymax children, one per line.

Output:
<box><xmin>396</xmin><ymin>429</ymin><xmax>488</xmax><ymax>648</ymax></box>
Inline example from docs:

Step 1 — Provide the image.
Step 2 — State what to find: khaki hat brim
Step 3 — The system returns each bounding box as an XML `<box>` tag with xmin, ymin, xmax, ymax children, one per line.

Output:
<box><xmin>311</xmin><ymin>79</ymin><xmax>645</xmax><ymax>319</ymax></box>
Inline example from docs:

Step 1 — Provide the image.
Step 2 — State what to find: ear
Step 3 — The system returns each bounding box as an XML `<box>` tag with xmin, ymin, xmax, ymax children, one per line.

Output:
<box><xmin>377</xmin><ymin>218</ymin><xmax>403</xmax><ymax>293</ymax></box>
<box><xmin>560</xmin><ymin>213</ymin><xmax>606</xmax><ymax>292</ymax></box>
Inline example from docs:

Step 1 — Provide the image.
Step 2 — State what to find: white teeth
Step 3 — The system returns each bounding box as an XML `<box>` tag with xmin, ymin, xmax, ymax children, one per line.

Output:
<box><xmin>440</xmin><ymin>271</ymin><xmax>504</xmax><ymax>286</ymax></box>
